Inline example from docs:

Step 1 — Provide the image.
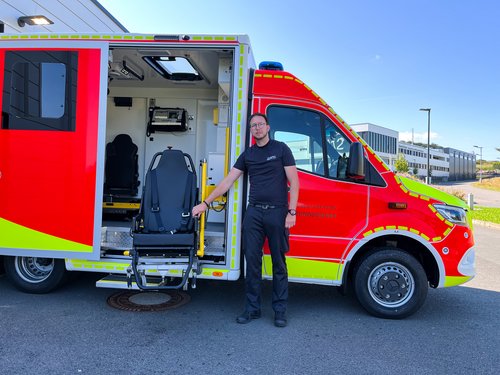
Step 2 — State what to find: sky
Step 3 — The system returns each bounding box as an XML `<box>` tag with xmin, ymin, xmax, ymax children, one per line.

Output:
<box><xmin>98</xmin><ymin>0</ymin><xmax>500</xmax><ymax>161</ymax></box>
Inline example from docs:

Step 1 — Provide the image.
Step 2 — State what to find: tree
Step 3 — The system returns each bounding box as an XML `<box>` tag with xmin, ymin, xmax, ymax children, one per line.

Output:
<box><xmin>394</xmin><ymin>153</ymin><xmax>409</xmax><ymax>173</ymax></box>
<box><xmin>413</xmin><ymin>167</ymin><xmax>418</xmax><ymax>175</ymax></box>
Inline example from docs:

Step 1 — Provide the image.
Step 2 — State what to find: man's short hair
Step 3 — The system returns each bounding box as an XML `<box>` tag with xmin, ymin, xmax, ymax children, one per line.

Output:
<box><xmin>249</xmin><ymin>112</ymin><xmax>269</xmax><ymax>125</ymax></box>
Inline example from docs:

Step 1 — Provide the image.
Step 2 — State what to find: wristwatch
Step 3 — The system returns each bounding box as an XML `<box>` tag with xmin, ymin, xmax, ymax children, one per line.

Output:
<box><xmin>288</xmin><ymin>209</ymin><xmax>296</xmax><ymax>216</ymax></box>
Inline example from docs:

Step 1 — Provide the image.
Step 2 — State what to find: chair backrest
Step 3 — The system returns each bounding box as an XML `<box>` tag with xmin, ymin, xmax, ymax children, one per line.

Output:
<box><xmin>141</xmin><ymin>149</ymin><xmax>197</xmax><ymax>233</ymax></box>
<box><xmin>104</xmin><ymin>134</ymin><xmax>139</xmax><ymax>196</ymax></box>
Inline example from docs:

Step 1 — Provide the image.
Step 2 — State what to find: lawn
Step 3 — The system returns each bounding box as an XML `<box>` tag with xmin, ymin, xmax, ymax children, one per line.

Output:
<box><xmin>469</xmin><ymin>206</ymin><xmax>500</xmax><ymax>225</ymax></box>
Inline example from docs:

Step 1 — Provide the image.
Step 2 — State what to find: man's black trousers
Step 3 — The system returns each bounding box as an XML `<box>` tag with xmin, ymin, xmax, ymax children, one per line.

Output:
<box><xmin>242</xmin><ymin>205</ymin><xmax>289</xmax><ymax>313</ymax></box>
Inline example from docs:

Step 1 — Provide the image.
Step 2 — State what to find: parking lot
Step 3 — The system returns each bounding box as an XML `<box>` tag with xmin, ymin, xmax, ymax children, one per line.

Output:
<box><xmin>0</xmin><ymin>225</ymin><xmax>498</xmax><ymax>374</ymax></box>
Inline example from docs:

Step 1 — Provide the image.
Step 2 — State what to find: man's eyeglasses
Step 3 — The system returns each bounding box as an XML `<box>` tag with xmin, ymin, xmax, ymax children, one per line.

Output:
<box><xmin>250</xmin><ymin>122</ymin><xmax>267</xmax><ymax>129</ymax></box>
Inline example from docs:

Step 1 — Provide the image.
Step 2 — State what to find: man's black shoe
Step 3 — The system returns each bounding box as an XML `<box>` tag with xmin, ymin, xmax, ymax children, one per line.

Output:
<box><xmin>236</xmin><ymin>310</ymin><xmax>261</xmax><ymax>324</ymax></box>
<box><xmin>274</xmin><ymin>311</ymin><xmax>287</xmax><ymax>327</ymax></box>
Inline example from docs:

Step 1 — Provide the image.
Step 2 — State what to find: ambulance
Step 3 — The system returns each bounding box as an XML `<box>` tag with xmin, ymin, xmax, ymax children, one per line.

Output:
<box><xmin>0</xmin><ymin>33</ymin><xmax>475</xmax><ymax>318</ymax></box>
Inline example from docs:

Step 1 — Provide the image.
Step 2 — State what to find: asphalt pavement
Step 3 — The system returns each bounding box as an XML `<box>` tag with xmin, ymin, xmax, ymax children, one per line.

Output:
<box><xmin>0</xmin><ymin>226</ymin><xmax>498</xmax><ymax>375</ymax></box>
<box><xmin>437</xmin><ymin>179</ymin><xmax>500</xmax><ymax>208</ymax></box>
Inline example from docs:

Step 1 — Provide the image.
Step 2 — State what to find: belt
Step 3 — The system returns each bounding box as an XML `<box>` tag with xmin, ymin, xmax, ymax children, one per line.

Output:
<box><xmin>249</xmin><ymin>203</ymin><xmax>285</xmax><ymax>209</ymax></box>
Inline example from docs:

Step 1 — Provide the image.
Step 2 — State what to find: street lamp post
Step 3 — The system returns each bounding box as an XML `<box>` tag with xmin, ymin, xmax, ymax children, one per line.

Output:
<box><xmin>420</xmin><ymin>108</ymin><xmax>431</xmax><ymax>184</ymax></box>
<box><xmin>474</xmin><ymin>145</ymin><xmax>483</xmax><ymax>182</ymax></box>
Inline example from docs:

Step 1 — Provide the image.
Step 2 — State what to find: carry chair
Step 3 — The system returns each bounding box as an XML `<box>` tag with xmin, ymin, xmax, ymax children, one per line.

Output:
<box><xmin>130</xmin><ymin>149</ymin><xmax>198</xmax><ymax>290</ymax></box>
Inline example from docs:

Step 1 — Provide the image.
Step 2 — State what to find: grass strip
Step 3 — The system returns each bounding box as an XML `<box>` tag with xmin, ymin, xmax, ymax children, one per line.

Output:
<box><xmin>469</xmin><ymin>206</ymin><xmax>500</xmax><ymax>224</ymax></box>
<box><xmin>472</xmin><ymin>177</ymin><xmax>500</xmax><ymax>192</ymax></box>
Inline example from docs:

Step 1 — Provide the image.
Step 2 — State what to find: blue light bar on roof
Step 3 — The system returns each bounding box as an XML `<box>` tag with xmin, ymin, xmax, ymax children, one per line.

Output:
<box><xmin>258</xmin><ymin>61</ymin><xmax>283</xmax><ymax>71</ymax></box>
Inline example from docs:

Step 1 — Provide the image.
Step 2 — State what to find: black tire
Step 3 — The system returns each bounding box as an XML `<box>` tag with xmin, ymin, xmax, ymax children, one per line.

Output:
<box><xmin>353</xmin><ymin>248</ymin><xmax>428</xmax><ymax>319</ymax></box>
<box><xmin>4</xmin><ymin>256</ymin><xmax>68</xmax><ymax>294</ymax></box>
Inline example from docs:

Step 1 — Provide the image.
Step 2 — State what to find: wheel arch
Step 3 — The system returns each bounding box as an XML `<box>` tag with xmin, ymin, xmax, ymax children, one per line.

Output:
<box><xmin>344</xmin><ymin>231</ymin><xmax>444</xmax><ymax>289</ymax></box>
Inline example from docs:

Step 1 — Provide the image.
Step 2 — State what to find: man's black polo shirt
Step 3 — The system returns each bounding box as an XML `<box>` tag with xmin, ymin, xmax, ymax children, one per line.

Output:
<box><xmin>233</xmin><ymin>139</ymin><xmax>295</xmax><ymax>206</ymax></box>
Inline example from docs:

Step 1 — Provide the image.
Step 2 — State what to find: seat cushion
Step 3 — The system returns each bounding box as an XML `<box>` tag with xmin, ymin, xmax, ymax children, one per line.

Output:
<box><xmin>133</xmin><ymin>232</ymin><xmax>194</xmax><ymax>247</ymax></box>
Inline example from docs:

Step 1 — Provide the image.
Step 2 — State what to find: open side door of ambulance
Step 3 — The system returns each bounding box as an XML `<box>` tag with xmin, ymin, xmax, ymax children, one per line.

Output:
<box><xmin>0</xmin><ymin>40</ymin><xmax>108</xmax><ymax>260</ymax></box>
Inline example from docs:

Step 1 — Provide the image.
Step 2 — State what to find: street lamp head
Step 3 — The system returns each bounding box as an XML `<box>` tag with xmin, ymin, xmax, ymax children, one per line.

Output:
<box><xmin>419</xmin><ymin>108</ymin><xmax>431</xmax><ymax>112</ymax></box>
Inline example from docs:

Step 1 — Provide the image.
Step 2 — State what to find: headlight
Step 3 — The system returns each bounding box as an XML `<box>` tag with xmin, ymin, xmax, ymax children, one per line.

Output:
<box><xmin>433</xmin><ymin>204</ymin><xmax>468</xmax><ymax>226</ymax></box>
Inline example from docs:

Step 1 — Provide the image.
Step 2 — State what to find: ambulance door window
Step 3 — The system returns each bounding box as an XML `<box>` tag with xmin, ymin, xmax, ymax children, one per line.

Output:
<box><xmin>269</xmin><ymin>106</ymin><xmax>327</xmax><ymax>177</ymax></box>
<box><xmin>274</xmin><ymin>131</ymin><xmax>324</xmax><ymax>174</ymax></box>
<box><xmin>1</xmin><ymin>50</ymin><xmax>78</xmax><ymax>131</ymax></box>
<box><xmin>40</xmin><ymin>63</ymin><xmax>66</xmax><ymax>118</ymax></box>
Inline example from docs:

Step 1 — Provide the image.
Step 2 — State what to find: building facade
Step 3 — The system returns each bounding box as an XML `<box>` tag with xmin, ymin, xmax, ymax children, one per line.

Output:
<box><xmin>352</xmin><ymin>123</ymin><xmax>474</xmax><ymax>182</ymax></box>
<box><xmin>399</xmin><ymin>142</ymin><xmax>449</xmax><ymax>182</ymax></box>
<box><xmin>444</xmin><ymin>147</ymin><xmax>476</xmax><ymax>181</ymax></box>
<box><xmin>0</xmin><ymin>0</ymin><xmax>127</xmax><ymax>34</ymax></box>
<box><xmin>351</xmin><ymin>123</ymin><xmax>398</xmax><ymax>170</ymax></box>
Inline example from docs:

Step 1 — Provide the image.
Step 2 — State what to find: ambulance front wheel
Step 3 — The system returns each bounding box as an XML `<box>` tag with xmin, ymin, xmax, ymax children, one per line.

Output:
<box><xmin>353</xmin><ymin>249</ymin><xmax>428</xmax><ymax>319</ymax></box>
<box><xmin>4</xmin><ymin>256</ymin><xmax>68</xmax><ymax>294</ymax></box>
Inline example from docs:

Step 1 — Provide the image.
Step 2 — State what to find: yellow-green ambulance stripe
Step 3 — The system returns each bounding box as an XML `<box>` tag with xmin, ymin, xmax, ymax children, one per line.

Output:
<box><xmin>0</xmin><ymin>217</ymin><xmax>92</xmax><ymax>252</ymax></box>
<box><xmin>444</xmin><ymin>275</ymin><xmax>473</xmax><ymax>287</ymax></box>
<box><xmin>263</xmin><ymin>256</ymin><xmax>341</xmax><ymax>280</ymax></box>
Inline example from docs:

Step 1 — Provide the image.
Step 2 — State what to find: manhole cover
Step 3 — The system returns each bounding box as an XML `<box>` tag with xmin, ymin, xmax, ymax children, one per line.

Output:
<box><xmin>107</xmin><ymin>290</ymin><xmax>190</xmax><ymax>312</ymax></box>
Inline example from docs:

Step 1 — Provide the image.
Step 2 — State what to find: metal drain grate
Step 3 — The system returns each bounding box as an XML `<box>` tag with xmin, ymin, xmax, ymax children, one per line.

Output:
<box><xmin>107</xmin><ymin>290</ymin><xmax>190</xmax><ymax>312</ymax></box>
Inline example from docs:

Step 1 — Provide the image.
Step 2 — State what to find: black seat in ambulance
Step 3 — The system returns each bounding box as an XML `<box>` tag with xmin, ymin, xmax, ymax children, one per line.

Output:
<box><xmin>104</xmin><ymin>134</ymin><xmax>140</xmax><ymax>197</ymax></box>
<box><xmin>130</xmin><ymin>149</ymin><xmax>198</xmax><ymax>289</ymax></box>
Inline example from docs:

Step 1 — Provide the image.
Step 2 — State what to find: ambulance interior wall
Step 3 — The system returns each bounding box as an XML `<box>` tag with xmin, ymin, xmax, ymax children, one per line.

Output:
<box><xmin>105</xmin><ymin>86</ymin><xmax>225</xmax><ymax>223</ymax></box>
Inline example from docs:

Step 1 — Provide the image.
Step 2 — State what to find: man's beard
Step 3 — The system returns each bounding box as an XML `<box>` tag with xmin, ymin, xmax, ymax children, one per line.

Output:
<box><xmin>253</xmin><ymin>132</ymin><xmax>268</xmax><ymax>141</ymax></box>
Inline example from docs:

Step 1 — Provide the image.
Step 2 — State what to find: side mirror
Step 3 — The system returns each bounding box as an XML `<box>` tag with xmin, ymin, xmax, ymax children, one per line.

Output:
<box><xmin>347</xmin><ymin>142</ymin><xmax>365</xmax><ymax>180</ymax></box>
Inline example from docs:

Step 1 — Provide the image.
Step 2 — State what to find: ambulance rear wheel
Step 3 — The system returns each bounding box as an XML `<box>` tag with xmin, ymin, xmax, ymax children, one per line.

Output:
<box><xmin>4</xmin><ymin>256</ymin><xmax>68</xmax><ymax>294</ymax></box>
<box><xmin>353</xmin><ymin>249</ymin><xmax>428</xmax><ymax>319</ymax></box>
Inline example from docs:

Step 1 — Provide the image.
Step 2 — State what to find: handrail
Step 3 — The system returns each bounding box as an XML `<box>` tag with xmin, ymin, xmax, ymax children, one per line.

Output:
<box><xmin>197</xmin><ymin>159</ymin><xmax>208</xmax><ymax>257</ymax></box>
<box><xmin>224</xmin><ymin>127</ymin><xmax>230</xmax><ymax>176</ymax></box>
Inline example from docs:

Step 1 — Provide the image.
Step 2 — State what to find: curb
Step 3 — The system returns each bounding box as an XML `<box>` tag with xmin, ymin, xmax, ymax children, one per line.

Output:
<box><xmin>472</xmin><ymin>219</ymin><xmax>500</xmax><ymax>230</ymax></box>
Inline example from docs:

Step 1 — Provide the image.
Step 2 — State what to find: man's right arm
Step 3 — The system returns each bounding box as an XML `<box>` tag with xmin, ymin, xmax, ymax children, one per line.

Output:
<box><xmin>191</xmin><ymin>167</ymin><xmax>243</xmax><ymax>217</ymax></box>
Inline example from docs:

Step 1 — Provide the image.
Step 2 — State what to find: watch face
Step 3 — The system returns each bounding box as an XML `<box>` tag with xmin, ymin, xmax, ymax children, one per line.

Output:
<box><xmin>288</xmin><ymin>209</ymin><xmax>296</xmax><ymax>216</ymax></box>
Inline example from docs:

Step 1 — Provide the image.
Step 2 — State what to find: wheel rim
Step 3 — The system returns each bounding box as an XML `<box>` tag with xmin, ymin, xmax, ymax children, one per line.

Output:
<box><xmin>14</xmin><ymin>257</ymin><xmax>54</xmax><ymax>283</ymax></box>
<box><xmin>367</xmin><ymin>262</ymin><xmax>415</xmax><ymax>308</ymax></box>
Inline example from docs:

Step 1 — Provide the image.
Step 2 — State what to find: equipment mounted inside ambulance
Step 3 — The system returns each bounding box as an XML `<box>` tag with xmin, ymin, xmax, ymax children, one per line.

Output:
<box><xmin>0</xmin><ymin>33</ymin><xmax>475</xmax><ymax>319</ymax></box>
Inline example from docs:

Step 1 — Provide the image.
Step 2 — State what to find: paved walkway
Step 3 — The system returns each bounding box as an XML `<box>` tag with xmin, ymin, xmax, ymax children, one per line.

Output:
<box><xmin>436</xmin><ymin>180</ymin><xmax>500</xmax><ymax>208</ymax></box>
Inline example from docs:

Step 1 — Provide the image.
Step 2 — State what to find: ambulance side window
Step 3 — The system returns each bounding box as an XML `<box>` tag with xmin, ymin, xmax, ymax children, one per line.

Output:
<box><xmin>269</xmin><ymin>105</ymin><xmax>352</xmax><ymax>180</ymax></box>
<box><xmin>324</xmin><ymin>119</ymin><xmax>350</xmax><ymax>179</ymax></box>
<box><xmin>274</xmin><ymin>131</ymin><xmax>324</xmax><ymax>174</ymax></box>
<box><xmin>1</xmin><ymin>50</ymin><xmax>78</xmax><ymax>131</ymax></box>
<box><xmin>269</xmin><ymin>106</ymin><xmax>327</xmax><ymax>177</ymax></box>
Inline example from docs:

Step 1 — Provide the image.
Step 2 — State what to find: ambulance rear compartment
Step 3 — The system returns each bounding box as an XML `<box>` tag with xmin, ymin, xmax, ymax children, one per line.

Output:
<box><xmin>100</xmin><ymin>44</ymin><xmax>236</xmax><ymax>266</ymax></box>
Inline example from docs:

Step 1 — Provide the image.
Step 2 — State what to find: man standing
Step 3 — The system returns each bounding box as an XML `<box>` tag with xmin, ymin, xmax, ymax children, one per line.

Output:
<box><xmin>192</xmin><ymin>112</ymin><xmax>299</xmax><ymax>327</ymax></box>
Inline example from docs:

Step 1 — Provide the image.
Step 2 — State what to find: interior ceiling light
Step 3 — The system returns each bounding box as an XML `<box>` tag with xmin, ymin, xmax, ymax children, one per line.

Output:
<box><xmin>17</xmin><ymin>15</ymin><xmax>54</xmax><ymax>27</ymax></box>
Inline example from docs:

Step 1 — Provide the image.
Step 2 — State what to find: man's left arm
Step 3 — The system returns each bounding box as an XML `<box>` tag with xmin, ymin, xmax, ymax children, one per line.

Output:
<box><xmin>284</xmin><ymin>165</ymin><xmax>299</xmax><ymax>229</ymax></box>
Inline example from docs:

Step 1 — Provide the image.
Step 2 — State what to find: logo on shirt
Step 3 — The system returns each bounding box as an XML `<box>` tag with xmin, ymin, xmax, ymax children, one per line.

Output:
<box><xmin>267</xmin><ymin>155</ymin><xmax>277</xmax><ymax>161</ymax></box>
